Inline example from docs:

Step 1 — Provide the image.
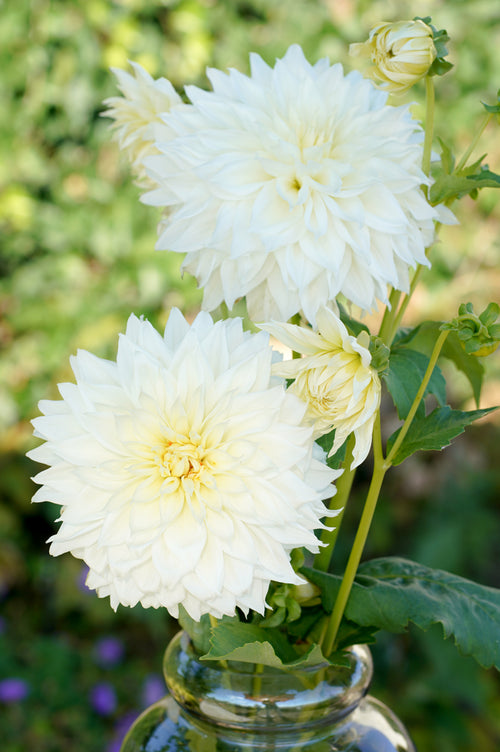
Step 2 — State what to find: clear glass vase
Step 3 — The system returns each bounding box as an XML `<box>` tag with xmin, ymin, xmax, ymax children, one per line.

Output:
<box><xmin>121</xmin><ymin>630</ymin><xmax>416</xmax><ymax>751</ymax></box>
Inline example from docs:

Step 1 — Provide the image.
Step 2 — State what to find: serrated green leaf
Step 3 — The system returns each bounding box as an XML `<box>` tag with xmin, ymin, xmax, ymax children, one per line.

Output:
<box><xmin>383</xmin><ymin>347</ymin><xmax>446</xmax><ymax>420</ymax></box>
<box><xmin>398</xmin><ymin>322</ymin><xmax>485</xmax><ymax>404</ymax></box>
<box><xmin>429</xmin><ymin>173</ymin><xmax>480</xmax><ymax>204</ymax></box>
<box><xmin>353</xmin><ymin>558</ymin><xmax>500</xmax><ymax>670</ymax></box>
<box><xmin>304</xmin><ymin>558</ymin><xmax>500</xmax><ymax>669</ymax></box>
<box><xmin>386</xmin><ymin>405</ymin><xmax>497</xmax><ymax>465</ymax></box>
<box><xmin>202</xmin><ymin>621</ymin><xmax>330</xmax><ymax>669</ymax></box>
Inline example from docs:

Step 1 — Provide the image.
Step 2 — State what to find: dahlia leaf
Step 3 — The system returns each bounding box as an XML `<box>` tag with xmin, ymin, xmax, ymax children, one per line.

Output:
<box><xmin>177</xmin><ymin>607</ymin><xmax>212</xmax><ymax>655</ymax></box>
<box><xmin>202</xmin><ymin>622</ymin><xmax>331</xmax><ymax>669</ymax></box>
<box><xmin>303</xmin><ymin>558</ymin><xmax>500</xmax><ymax>669</ymax></box>
<box><xmin>397</xmin><ymin>322</ymin><xmax>485</xmax><ymax>404</ymax></box>
<box><xmin>316</xmin><ymin>429</ymin><xmax>347</xmax><ymax>469</ymax></box>
<box><xmin>383</xmin><ymin>347</ymin><xmax>446</xmax><ymax>420</ymax></box>
<box><xmin>386</xmin><ymin>405</ymin><xmax>497</xmax><ymax>465</ymax></box>
<box><xmin>353</xmin><ymin>558</ymin><xmax>500</xmax><ymax>670</ymax></box>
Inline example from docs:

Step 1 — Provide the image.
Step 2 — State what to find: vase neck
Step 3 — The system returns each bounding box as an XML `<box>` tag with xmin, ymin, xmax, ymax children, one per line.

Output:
<box><xmin>163</xmin><ymin>631</ymin><xmax>373</xmax><ymax>740</ymax></box>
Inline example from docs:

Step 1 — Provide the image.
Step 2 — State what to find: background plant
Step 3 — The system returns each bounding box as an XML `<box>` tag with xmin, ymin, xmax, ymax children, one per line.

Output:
<box><xmin>1</xmin><ymin>1</ymin><xmax>499</xmax><ymax>750</ymax></box>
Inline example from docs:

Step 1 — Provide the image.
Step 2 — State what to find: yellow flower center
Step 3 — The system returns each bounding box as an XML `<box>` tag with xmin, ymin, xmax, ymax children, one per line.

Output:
<box><xmin>155</xmin><ymin>440</ymin><xmax>205</xmax><ymax>481</ymax></box>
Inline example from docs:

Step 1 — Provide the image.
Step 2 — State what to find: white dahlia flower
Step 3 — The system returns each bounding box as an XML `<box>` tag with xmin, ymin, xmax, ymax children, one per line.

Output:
<box><xmin>261</xmin><ymin>307</ymin><xmax>381</xmax><ymax>468</ymax></box>
<box><xmin>102</xmin><ymin>62</ymin><xmax>184</xmax><ymax>184</ymax></box>
<box><xmin>28</xmin><ymin>310</ymin><xmax>340</xmax><ymax>620</ymax></box>
<box><xmin>139</xmin><ymin>44</ymin><xmax>450</xmax><ymax>324</ymax></box>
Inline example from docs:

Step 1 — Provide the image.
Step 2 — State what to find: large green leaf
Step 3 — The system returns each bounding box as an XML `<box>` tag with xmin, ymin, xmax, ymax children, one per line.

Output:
<box><xmin>383</xmin><ymin>347</ymin><xmax>446</xmax><ymax>420</ymax></box>
<box><xmin>386</xmin><ymin>405</ymin><xmax>497</xmax><ymax>464</ymax></box>
<box><xmin>201</xmin><ymin>621</ymin><xmax>329</xmax><ymax>669</ymax></box>
<box><xmin>303</xmin><ymin>558</ymin><xmax>500</xmax><ymax>669</ymax></box>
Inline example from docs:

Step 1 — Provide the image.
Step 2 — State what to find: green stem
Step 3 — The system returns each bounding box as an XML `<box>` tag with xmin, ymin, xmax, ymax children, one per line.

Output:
<box><xmin>378</xmin><ymin>288</ymin><xmax>402</xmax><ymax>344</ymax></box>
<box><xmin>455</xmin><ymin>112</ymin><xmax>493</xmax><ymax>173</ymax></box>
<box><xmin>385</xmin><ymin>265</ymin><xmax>424</xmax><ymax>345</ymax></box>
<box><xmin>321</xmin><ymin>445</ymin><xmax>387</xmax><ymax>657</ymax></box>
<box><xmin>422</xmin><ymin>75</ymin><xmax>435</xmax><ymax>179</ymax></box>
<box><xmin>385</xmin><ymin>328</ymin><xmax>449</xmax><ymax>466</ymax></box>
<box><xmin>314</xmin><ymin>435</ymin><xmax>356</xmax><ymax>572</ymax></box>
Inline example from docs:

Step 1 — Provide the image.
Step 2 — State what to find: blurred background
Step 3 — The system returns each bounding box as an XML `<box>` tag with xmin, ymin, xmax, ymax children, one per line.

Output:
<box><xmin>1</xmin><ymin>0</ymin><xmax>499</xmax><ymax>750</ymax></box>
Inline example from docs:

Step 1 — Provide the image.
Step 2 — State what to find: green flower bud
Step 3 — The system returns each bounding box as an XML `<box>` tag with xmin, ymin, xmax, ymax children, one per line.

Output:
<box><xmin>442</xmin><ymin>302</ymin><xmax>500</xmax><ymax>357</ymax></box>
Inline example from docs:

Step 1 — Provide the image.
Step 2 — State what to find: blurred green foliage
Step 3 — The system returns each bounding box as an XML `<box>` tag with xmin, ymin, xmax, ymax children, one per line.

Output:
<box><xmin>1</xmin><ymin>0</ymin><xmax>499</xmax><ymax>750</ymax></box>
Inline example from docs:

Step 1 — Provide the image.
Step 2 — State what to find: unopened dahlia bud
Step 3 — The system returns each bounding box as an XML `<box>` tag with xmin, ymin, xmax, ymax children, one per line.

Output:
<box><xmin>350</xmin><ymin>20</ymin><xmax>437</xmax><ymax>94</ymax></box>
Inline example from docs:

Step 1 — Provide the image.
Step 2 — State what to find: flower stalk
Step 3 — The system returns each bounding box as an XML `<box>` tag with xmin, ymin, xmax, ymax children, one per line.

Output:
<box><xmin>322</xmin><ymin>327</ymin><xmax>450</xmax><ymax>655</ymax></box>
<box><xmin>455</xmin><ymin>112</ymin><xmax>493</xmax><ymax>173</ymax></box>
<box><xmin>321</xmin><ymin>418</ymin><xmax>387</xmax><ymax>656</ymax></box>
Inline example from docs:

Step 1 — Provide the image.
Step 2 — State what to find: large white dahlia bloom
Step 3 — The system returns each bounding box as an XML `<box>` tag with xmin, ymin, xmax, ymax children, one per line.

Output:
<box><xmin>137</xmin><ymin>45</ymin><xmax>450</xmax><ymax>324</ymax></box>
<box><xmin>261</xmin><ymin>307</ymin><xmax>381</xmax><ymax>469</ymax></box>
<box><xmin>28</xmin><ymin>310</ymin><xmax>340</xmax><ymax>619</ymax></box>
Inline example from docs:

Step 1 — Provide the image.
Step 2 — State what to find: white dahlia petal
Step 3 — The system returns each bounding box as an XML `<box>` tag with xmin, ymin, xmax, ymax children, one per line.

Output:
<box><xmin>28</xmin><ymin>310</ymin><xmax>341</xmax><ymax>619</ymax></box>
<box><xmin>135</xmin><ymin>44</ymin><xmax>451</xmax><ymax>323</ymax></box>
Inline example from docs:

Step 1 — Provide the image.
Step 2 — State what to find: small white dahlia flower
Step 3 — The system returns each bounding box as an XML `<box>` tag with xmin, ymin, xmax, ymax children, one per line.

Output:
<box><xmin>102</xmin><ymin>62</ymin><xmax>184</xmax><ymax>184</ymax></box>
<box><xmin>28</xmin><ymin>310</ymin><xmax>340</xmax><ymax>620</ymax></box>
<box><xmin>138</xmin><ymin>44</ymin><xmax>451</xmax><ymax>324</ymax></box>
<box><xmin>261</xmin><ymin>307</ymin><xmax>381</xmax><ymax>468</ymax></box>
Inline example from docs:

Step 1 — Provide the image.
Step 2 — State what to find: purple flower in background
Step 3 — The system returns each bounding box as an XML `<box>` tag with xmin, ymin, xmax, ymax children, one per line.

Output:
<box><xmin>77</xmin><ymin>565</ymin><xmax>92</xmax><ymax>594</ymax></box>
<box><xmin>90</xmin><ymin>681</ymin><xmax>117</xmax><ymax>716</ymax></box>
<box><xmin>0</xmin><ymin>615</ymin><xmax>6</xmax><ymax>634</ymax></box>
<box><xmin>94</xmin><ymin>636</ymin><xmax>125</xmax><ymax>667</ymax></box>
<box><xmin>141</xmin><ymin>673</ymin><xmax>166</xmax><ymax>707</ymax></box>
<box><xmin>0</xmin><ymin>678</ymin><xmax>29</xmax><ymax>703</ymax></box>
<box><xmin>107</xmin><ymin>711</ymin><xmax>139</xmax><ymax>752</ymax></box>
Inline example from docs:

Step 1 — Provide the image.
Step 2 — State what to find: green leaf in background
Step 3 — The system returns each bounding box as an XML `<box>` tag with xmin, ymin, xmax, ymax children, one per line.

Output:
<box><xmin>303</xmin><ymin>558</ymin><xmax>500</xmax><ymax>669</ymax></box>
<box><xmin>201</xmin><ymin>621</ymin><xmax>330</xmax><ymax>669</ymax></box>
<box><xmin>383</xmin><ymin>347</ymin><xmax>447</xmax><ymax>420</ymax></box>
<box><xmin>386</xmin><ymin>405</ymin><xmax>497</xmax><ymax>465</ymax></box>
<box><xmin>397</xmin><ymin>322</ymin><xmax>485</xmax><ymax>404</ymax></box>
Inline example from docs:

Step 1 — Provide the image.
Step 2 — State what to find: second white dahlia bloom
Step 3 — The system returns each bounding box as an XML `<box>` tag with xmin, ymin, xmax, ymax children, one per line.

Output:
<box><xmin>28</xmin><ymin>310</ymin><xmax>340</xmax><ymax>620</ymax></box>
<box><xmin>139</xmin><ymin>45</ymin><xmax>446</xmax><ymax>324</ymax></box>
<box><xmin>103</xmin><ymin>62</ymin><xmax>184</xmax><ymax>184</ymax></box>
<box><xmin>261</xmin><ymin>307</ymin><xmax>381</xmax><ymax>468</ymax></box>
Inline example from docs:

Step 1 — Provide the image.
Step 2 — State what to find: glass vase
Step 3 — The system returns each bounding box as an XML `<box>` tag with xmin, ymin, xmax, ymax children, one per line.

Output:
<box><xmin>121</xmin><ymin>630</ymin><xmax>416</xmax><ymax>751</ymax></box>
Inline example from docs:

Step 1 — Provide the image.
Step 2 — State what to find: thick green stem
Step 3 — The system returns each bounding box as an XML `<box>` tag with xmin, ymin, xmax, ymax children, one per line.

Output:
<box><xmin>378</xmin><ymin>288</ymin><xmax>402</xmax><ymax>344</ymax></box>
<box><xmin>385</xmin><ymin>328</ymin><xmax>449</xmax><ymax>466</ymax></box>
<box><xmin>422</xmin><ymin>76</ymin><xmax>435</xmax><ymax>179</ymax></box>
<box><xmin>384</xmin><ymin>265</ymin><xmax>424</xmax><ymax>345</ymax></box>
<box><xmin>314</xmin><ymin>436</ymin><xmax>356</xmax><ymax>572</ymax></box>
<box><xmin>321</xmin><ymin>454</ymin><xmax>387</xmax><ymax>657</ymax></box>
<box><xmin>455</xmin><ymin>112</ymin><xmax>493</xmax><ymax>173</ymax></box>
<box><xmin>320</xmin><ymin>416</ymin><xmax>384</xmax><ymax>655</ymax></box>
